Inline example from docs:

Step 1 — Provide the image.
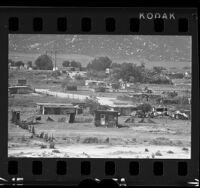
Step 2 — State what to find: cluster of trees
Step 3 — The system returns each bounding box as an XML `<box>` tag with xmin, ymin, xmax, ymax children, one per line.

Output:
<box><xmin>110</xmin><ymin>62</ymin><xmax>146</xmax><ymax>83</ymax></box>
<box><xmin>87</xmin><ymin>57</ymin><xmax>112</xmax><ymax>71</ymax></box>
<box><xmin>9</xmin><ymin>59</ymin><xmax>24</xmax><ymax>67</ymax></box>
<box><xmin>9</xmin><ymin>54</ymin><xmax>53</xmax><ymax>70</ymax></box>
<box><xmin>62</xmin><ymin>60</ymin><xmax>82</xmax><ymax>69</ymax></box>
<box><xmin>9</xmin><ymin>59</ymin><xmax>33</xmax><ymax>68</ymax></box>
<box><xmin>9</xmin><ymin>53</ymin><xmax>172</xmax><ymax>85</ymax></box>
<box><xmin>110</xmin><ymin>63</ymin><xmax>171</xmax><ymax>84</ymax></box>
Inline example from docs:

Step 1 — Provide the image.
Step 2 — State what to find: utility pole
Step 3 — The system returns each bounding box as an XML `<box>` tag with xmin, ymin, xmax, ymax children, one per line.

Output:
<box><xmin>54</xmin><ymin>50</ymin><xmax>57</xmax><ymax>69</ymax></box>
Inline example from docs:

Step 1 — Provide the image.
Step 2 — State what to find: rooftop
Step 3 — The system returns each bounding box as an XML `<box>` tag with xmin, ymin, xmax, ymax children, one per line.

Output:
<box><xmin>9</xmin><ymin>85</ymin><xmax>31</xmax><ymax>88</ymax></box>
<box><xmin>36</xmin><ymin>103</ymin><xmax>74</xmax><ymax>108</ymax></box>
<box><xmin>95</xmin><ymin>110</ymin><xmax>118</xmax><ymax>113</ymax></box>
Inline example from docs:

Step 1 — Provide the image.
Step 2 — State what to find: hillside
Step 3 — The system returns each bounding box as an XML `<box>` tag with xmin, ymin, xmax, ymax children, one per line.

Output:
<box><xmin>9</xmin><ymin>34</ymin><xmax>191</xmax><ymax>68</ymax></box>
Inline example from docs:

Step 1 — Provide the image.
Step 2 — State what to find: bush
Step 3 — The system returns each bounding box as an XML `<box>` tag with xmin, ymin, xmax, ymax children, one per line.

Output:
<box><xmin>40</xmin><ymin>144</ymin><xmax>47</xmax><ymax>149</ymax></box>
<box><xmin>15</xmin><ymin>61</ymin><xmax>24</xmax><ymax>67</ymax></box>
<box><xmin>35</xmin><ymin>54</ymin><xmax>53</xmax><ymax>70</ymax></box>
<box><xmin>61</xmin><ymin>80</ymin><xmax>78</xmax><ymax>91</ymax></box>
<box><xmin>51</xmin><ymin>70</ymin><xmax>61</xmax><ymax>78</ymax></box>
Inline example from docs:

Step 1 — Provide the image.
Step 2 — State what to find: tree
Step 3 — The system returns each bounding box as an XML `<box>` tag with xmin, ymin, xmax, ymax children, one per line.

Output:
<box><xmin>136</xmin><ymin>103</ymin><xmax>152</xmax><ymax>117</ymax></box>
<box><xmin>111</xmin><ymin>62</ymin><xmax>121</xmax><ymax>69</ymax></box>
<box><xmin>129</xmin><ymin>76</ymin><xmax>135</xmax><ymax>83</ymax></box>
<box><xmin>62</xmin><ymin>61</ymin><xmax>70</xmax><ymax>67</ymax></box>
<box><xmin>87</xmin><ymin>57</ymin><xmax>112</xmax><ymax>71</ymax></box>
<box><xmin>35</xmin><ymin>54</ymin><xmax>53</xmax><ymax>70</ymax></box>
<box><xmin>27</xmin><ymin>61</ymin><xmax>32</xmax><ymax>68</ymax></box>
<box><xmin>117</xmin><ymin>63</ymin><xmax>134</xmax><ymax>82</ymax></box>
<box><xmin>15</xmin><ymin>61</ymin><xmax>24</xmax><ymax>67</ymax></box>
<box><xmin>85</xmin><ymin>98</ymin><xmax>101</xmax><ymax>115</ymax></box>
<box><xmin>70</xmin><ymin>61</ymin><xmax>81</xmax><ymax>68</ymax></box>
<box><xmin>111</xmin><ymin>82</ymin><xmax>121</xmax><ymax>90</ymax></box>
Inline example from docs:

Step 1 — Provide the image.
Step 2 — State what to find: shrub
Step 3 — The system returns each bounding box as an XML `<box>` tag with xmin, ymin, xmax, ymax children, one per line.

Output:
<box><xmin>155</xmin><ymin>150</ymin><xmax>162</xmax><ymax>156</ymax></box>
<box><xmin>40</xmin><ymin>144</ymin><xmax>47</xmax><ymax>149</ymax></box>
<box><xmin>52</xmin><ymin>149</ymin><xmax>60</xmax><ymax>153</ymax></box>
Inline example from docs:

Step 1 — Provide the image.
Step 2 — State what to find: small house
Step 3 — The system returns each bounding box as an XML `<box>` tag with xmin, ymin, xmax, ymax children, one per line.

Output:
<box><xmin>94</xmin><ymin>110</ymin><xmax>118</xmax><ymax>128</ymax></box>
<box><xmin>8</xmin><ymin>85</ymin><xmax>34</xmax><ymax>94</ymax></box>
<box><xmin>36</xmin><ymin>103</ymin><xmax>77</xmax><ymax>123</ymax></box>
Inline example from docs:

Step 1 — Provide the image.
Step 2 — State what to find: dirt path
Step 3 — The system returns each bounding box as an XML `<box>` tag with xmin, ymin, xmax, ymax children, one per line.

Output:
<box><xmin>8</xmin><ymin>144</ymin><xmax>190</xmax><ymax>158</ymax></box>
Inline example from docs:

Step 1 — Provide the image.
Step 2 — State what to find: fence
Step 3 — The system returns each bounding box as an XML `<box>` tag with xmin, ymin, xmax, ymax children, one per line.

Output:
<box><xmin>35</xmin><ymin>89</ymin><xmax>88</xmax><ymax>101</ymax></box>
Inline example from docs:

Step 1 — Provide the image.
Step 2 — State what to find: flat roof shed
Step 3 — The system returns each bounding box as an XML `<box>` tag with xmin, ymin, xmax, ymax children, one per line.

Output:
<box><xmin>9</xmin><ymin>85</ymin><xmax>34</xmax><ymax>94</ymax></box>
<box><xmin>36</xmin><ymin>103</ymin><xmax>76</xmax><ymax>115</ymax></box>
<box><xmin>94</xmin><ymin>110</ymin><xmax>118</xmax><ymax>128</ymax></box>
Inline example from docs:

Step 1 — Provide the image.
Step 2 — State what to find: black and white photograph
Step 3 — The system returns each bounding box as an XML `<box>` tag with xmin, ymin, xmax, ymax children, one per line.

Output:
<box><xmin>8</xmin><ymin>34</ymin><xmax>191</xmax><ymax>158</ymax></box>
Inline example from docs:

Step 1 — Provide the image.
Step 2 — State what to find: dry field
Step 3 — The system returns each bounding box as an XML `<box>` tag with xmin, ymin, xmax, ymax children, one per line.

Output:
<box><xmin>8</xmin><ymin>107</ymin><xmax>191</xmax><ymax>158</ymax></box>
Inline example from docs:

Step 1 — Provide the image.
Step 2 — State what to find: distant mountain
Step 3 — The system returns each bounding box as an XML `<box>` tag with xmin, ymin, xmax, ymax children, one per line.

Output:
<box><xmin>9</xmin><ymin>34</ymin><xmax>191</xmax><ymax>63</ymax></box>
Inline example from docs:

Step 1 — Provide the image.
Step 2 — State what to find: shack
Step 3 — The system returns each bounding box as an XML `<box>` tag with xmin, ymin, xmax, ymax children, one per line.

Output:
<box><xmin>111</xmin><ymin>105</ymin><xmax>137</xmax><ymax>116</ymax></box>
<box><xmin>17</xmin><ymin>79</ymin><xmax>27</xmax><ymax>86</ymax></box>
<box><xmin>11</xmin><ymin>110</ymin><xmax>20</xmax><ymax>123</ymax></box>
<box><xmin>8</xmin><ymin>85</ymin><xmax>34</xmax><ymax>94</ymax></box>
<box><xmin>36</xmin><ymin>103</ymin><xmax>76</xmax><ymax>123</ymax></box>
<box><xmin>94</xmin><ymin>110</ymin><xmax>118</xmax><ymax>128</ymax></box>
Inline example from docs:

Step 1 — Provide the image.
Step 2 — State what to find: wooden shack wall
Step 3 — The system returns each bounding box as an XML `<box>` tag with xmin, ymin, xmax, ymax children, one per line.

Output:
<box><xmin>95</xmin><ymin>111</ymin><xmax>118</xmax><ymax>127</ymax></box>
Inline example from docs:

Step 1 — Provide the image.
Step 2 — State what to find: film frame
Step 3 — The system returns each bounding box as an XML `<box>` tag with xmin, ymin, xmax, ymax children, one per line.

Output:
<box><xmin>0</xmin><ymin>7</ymin><xmax>199</xmax><ymax>186</ymax></box>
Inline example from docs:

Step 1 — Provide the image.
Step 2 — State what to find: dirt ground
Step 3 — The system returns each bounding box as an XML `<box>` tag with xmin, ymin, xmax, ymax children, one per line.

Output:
<box><xmin>8</xmin><ymin>112</ymin><xmax>191</xmax><ymax>158</ymax></box>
